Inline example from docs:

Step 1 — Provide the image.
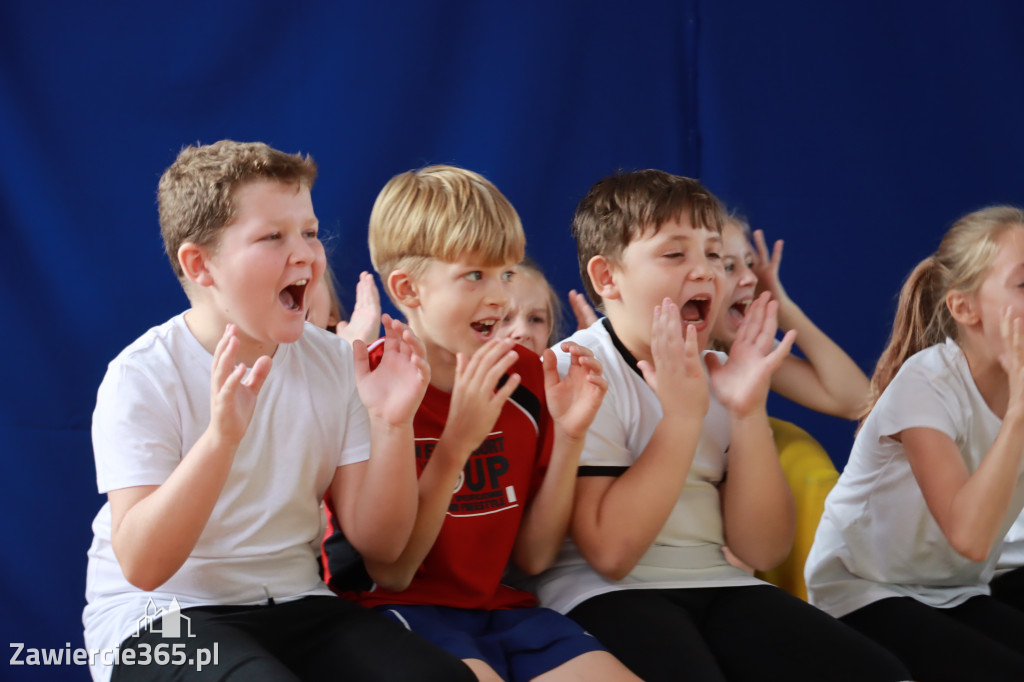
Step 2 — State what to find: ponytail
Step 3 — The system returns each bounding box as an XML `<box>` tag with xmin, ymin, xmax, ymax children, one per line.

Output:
<box><xmin>861</xmin><ymin>205</ymin><xmax>1024</xmax><ymax>422</ymax></box>
<box><xmin>862</xmin><ymin>257</ymin><xmax>951</xmax><ymax>419</ymax></box>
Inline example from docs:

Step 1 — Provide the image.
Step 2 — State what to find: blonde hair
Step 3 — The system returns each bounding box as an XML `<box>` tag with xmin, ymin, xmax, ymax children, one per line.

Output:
<box><xmin>865</xmin><ymin>205</ymin><xmax>1024</xmax><ymax>419</ymax></box>
<box><xmin>158</xmin><ymin>140</ymin><xmax>317</xmax><ymax>280</ymax></box>
<box><xmin>571</xmin><ymin>169</ymin><xmax>724</xmax><ymax>308</ymax></box>
<box><xmin>517</xmin><ymin>256</ymin><xmax>565</xmax><ymax>347</ymax></box>
<box><xmin>368</xmin><ymin>165</ymin><xmax>525</xmax><ymax>303</ymax></box>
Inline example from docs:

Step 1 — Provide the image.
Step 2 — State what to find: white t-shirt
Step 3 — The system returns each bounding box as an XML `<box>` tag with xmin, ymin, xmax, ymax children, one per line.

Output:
<box><xmin>805</xmin><ymin>339</ymin><xmax>1023</xmax><ymax>619</ymax></box>
<box><xmin>998</xmin><ymin>518</ymin><xmax>1024</xmax><ymax>574</ymax></box>
<box><xmin>532</xmin><ymin>319</ymin><xmax>762</xmax><ymax>615</ymax></box>
<box><xmin>83</xmin><ymin>314</ymin><xmax>370</xmax><ymax>681</ymax></box>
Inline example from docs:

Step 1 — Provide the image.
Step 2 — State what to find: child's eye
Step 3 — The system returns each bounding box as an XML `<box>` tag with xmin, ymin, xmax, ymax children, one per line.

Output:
<box><xmin>723</xmin><ymin>262</ymin><xmax>735</xmax><ymax>274</ymax></box>
<box><xmin>530</xmin><ymin>315</ymin><xmax>548</xmax><ymax>325</ymax></box>
<box><xmin>502</xmin><ymin>271</ymin><xmax>515</xmax><ymax>282</ymax></box>
<box><xmin>465</xmin><ymin>271</ymin><xmax>482</xmax><ymax>281</ymax></box>
<box><xmin>304</xmin><ymin>230</ymin><xmax>319</xmax><ymax>239</ymax></box>
<box><xmin>706</xmin><ymin>251</ymin><xmax>722</xmax><ymax>261</ymax></box>
<box><xmin>664</xmin><ymin>252</ymin><xmax>684</xmax><ymax>259</ymax></box>
<box><xmin>263</xmin><ymin>232</ymin><xmax>281</xmax><ymax>241</ymax></box>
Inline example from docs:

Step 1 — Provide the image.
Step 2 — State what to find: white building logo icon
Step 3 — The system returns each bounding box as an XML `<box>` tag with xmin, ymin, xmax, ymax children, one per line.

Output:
<box><xmin>134</xmin><ymin>597</ymin><xmax>195</xmax><ymax>638</ymax></box>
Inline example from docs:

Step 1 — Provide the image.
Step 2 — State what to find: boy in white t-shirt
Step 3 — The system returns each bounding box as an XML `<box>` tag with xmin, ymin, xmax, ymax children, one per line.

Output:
<box><xmin>82</xmin><ymin>140</ymin><xmax>473</xmax><ymax>682</ymax></box>
<box><xmin>531</xmin><ymin>169</ymin><xmax>911</xmax><ymax>681</ymax></box>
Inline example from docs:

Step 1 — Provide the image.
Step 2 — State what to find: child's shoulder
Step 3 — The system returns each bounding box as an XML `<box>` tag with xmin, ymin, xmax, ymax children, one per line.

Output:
<box><xmin>109</xmin><ymin>312</ymin><xmax>194</xmax><ymax>369</ymax></box>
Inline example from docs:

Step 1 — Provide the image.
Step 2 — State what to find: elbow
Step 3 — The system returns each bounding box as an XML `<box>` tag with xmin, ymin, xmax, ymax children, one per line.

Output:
<box><xmin>582</xmin><ymin>545</ymin><xmax>638</xmax><ymax>582</ymax></box>
<box><xmin>373</xmin><ymin>573</ymin><xmax>414</xmax><ymax>593</ymax></box>
<box><xmin>950</xmin><ymin>536</ymin><xmax>992</xmax><ymax>564</ymax></box>
<box><xmin>365</xmin><ymin>563</ymin><xmax>415</xmax><ymax>593</ymax></box>
<box><xmin>120</xmin><ymin>562</ymin><xmax>169</xmax><ymax>593</ymax></box>
<box><xmin>515</xmin><ymin>552</ymin><xmax>556</xmax><ymax>577</ymax></box>
<box><xmin>114</xmin><ymin>544</ymin><xmax>172</xmax><ymax>592</ymax></box>
<box><xmin>745</xmin><ymin>547</ymin><xmax>791</xmax><ymax>574</ymax></box>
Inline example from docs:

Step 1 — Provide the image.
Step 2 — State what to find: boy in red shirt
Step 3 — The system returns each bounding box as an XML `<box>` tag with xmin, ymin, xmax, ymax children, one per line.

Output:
<box><xmin>324</xmin><ymin>165</ymin><xmax>639</xmax><ymax>682</ymax></box>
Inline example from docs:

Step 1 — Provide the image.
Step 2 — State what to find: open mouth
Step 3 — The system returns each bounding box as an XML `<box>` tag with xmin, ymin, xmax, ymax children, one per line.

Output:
<box><xmin>728</xmin><ymin>298</ymin><xmax>752</xmax><ymax>324</ymax></box>
<box><xmin>470</xmin><ymin>318</ymin><xmax>499</xmax><ymax>339</ymax></box>
<box><xmin>279</xmin><ymin>279</ymin><xmax>309</xmax><ymax>312</ymax></box>
<box><xmin>680</xmin><ymin>296</ymin><xmax>711</xmax><ymax>325</ymax></box>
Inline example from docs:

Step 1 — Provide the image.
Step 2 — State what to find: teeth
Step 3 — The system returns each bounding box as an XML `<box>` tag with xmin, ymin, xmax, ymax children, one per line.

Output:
<box><xmin>293</xmin><ymin>279</ymin><xmax>308</xmax><ymax>286</ymax></box>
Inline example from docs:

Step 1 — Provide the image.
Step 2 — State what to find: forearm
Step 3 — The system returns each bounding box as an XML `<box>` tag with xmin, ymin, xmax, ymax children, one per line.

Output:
<box><xmin>364</xmin><ymin>442</ymin><xmax>466</xmax><ymax>591</ymax></box>
<box><xmin>773</xmin><ymin>299</ymin><xmax>869</xmax><ymax>418</ymax></box>
<box><xmin>344</xmin><ymin>419</ymin><xmax>420</xmax><ymax>563</ymax></box>
<box><xmin>513</xmin><ymin>428</ymin><xmax>584</xmax><ymax>574</ymax></box>
<box><xmin>948</xmin><ymin>414</ymin><xmax>1024</xmax><ymax>559</ymax></box>
<box><xmin>720</xmin><ymin>411</ymin><xmax>795</xmax><ymax>571</ymax></box>
<box><xmin>111</xmin><ymin>429</ymin><xmax>237</xmax><ymax>591</ymax></box>
<box><xmin>573</xmin><ymin>414</ymin><xmax>703</xmax><ymax>579</ymax></box>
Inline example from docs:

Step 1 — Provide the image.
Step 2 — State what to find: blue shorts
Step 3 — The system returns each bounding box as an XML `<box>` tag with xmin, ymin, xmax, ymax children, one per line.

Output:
<box><xmin>378</xmin><ymin>604</ymin><xmax>605</xmax><ymax>682</ymax></box>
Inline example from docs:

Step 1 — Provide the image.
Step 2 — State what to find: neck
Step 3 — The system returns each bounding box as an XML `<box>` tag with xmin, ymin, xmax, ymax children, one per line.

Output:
<box><xmin>184</xmin><ymin>308</ymin><xmax>278</xmax><ymax>367</ymax></box>
<box><xmin>604</xmin><ymin>314</ymin><xmax>652</xmax><ymax>366</ymax></box>
<box><xmin>960</xmin><ymin>333</ymin><xmax>1009</xmax><ymax>418</ymax></box>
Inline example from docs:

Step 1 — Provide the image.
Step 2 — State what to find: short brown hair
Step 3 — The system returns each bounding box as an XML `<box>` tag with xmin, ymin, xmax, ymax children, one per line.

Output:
<box><xmin>368</xmin><ymin>165</ymin><xmax>525</xmax><ymax>304</ymax></box>
<box><xmin>571</xmin><ymin>169</ymin><xmax>724</xmax><ymax>306</ymax></box>
<box><xmin>158</xmin><ymin>140</ymin><xmax>318</xmax><ymax>280</ymax></box>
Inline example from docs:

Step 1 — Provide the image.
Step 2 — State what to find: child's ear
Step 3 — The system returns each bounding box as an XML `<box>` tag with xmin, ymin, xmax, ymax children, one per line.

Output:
<box><xmin>946</xmin><ymin>289</ymin><xmax>979</xmax><ymax>326</ymax></box>
<box><xmin>587</xmin><ymin>255</ymin><xmax>620</xmax><ymax>302</ymax></box>
<box><xmin>178</xmin><ymin>242</ymin><xmax>214</xmax><ymax>287</ymax></box>
<box><xmin>388</xmin><ymin>269</ymin><xmax>420</xmax><ymax>308</ymax></box>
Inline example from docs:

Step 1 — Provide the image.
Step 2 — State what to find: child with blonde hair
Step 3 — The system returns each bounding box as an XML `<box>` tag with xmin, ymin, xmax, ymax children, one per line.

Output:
<box><xmin>323</xmin><ymin>165</ymin><xmax>640</xmax><ymax>682</ymax></box>
<box><xmin>496</xmin><ymin>256</ymin><xmax>564</xmax><ymax>355</ymax></box>
<box><xmin>805</xmin><ymin>205</ymin><xmax>1024</xmax><ymax>680</ymax></box>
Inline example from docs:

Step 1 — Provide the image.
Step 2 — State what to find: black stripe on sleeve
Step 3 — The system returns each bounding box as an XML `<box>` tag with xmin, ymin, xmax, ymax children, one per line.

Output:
<box><xmin>578</xmin><ymin>466</ymin><xmax>630</xmax><ymax>477</ymax></box>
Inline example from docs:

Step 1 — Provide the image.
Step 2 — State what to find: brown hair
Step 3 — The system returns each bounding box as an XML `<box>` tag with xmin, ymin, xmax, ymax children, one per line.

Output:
<box><xmin>571</xmin><ymin>169</ymin><xmax>724</xmax><ymax>307</ymax></box>
<box><xmin>158</xmin><ymin>140</ymin><xmax>317</xmax><ymax>280</ymax></box>
<box><xmin>368</xmin><ymin>165</ymin><xmax>525</xmax><ymax>305</ymax></box>
<box><xmin>864</xmin><ymin>205</ymin><xmax>1024</xmax><ymax>419</ymax></box>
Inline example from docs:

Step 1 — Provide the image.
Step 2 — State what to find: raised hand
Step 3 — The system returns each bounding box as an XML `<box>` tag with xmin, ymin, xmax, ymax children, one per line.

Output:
<box><xmin>353</xmin><ymin>313</ymin><xmax>430</xmax><ymax>426</ymax></box>
<box><xmin>440</xmin><ymin>338</ymin><xmax>522</xmax><ymax>457</ymax></box>
<box><xmin>636</xmin><ymin>298</ymin><xmax>709</xmax><ymax>419</ymax></box>
<box><xmin>706</xmin><ymin>292</ymin><xmax>795</xmax><ymax>417</ymax></box>
<box><xmin>569</xmin><ymin>289</ymin><xmax>599</xmax><ymax>330</ymax></box>
<box><xmin>751</xmin><ymin>229</ymin><xmax>791</xmax><ymax>305</ymax></box>
<box><xmin>209</xmin><ymin>324</ymin><xmax>272</xmax><ymax>445</ymax></box>
<box><xmin>337</xmin><ymin>271</ymin><xmax>382</xmax><ymax>346</ymax></box>
<box><xmin>544</xmin><ymin>342</ymin><xmax>608</xmax><ymax>440</ymax></box>
<box><xmin>1000</xmin><ymin>307</ymin><xmax>1024</xmax><ymax>420</ymax></box>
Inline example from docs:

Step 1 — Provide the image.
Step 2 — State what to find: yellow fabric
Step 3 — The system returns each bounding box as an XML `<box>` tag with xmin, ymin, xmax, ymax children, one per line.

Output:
<box><xmin>755</xmin><ymin>418</ymin><xmax>839</xmax><ymax>601</ymax></box>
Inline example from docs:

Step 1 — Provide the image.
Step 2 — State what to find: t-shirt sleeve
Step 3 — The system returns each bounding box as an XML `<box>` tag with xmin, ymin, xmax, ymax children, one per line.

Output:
<box><xmin>873</xmin><ymin>362</ymin><xmax>962</xmax><ymax>443</ymax></box>
<box><xmin>527</xmin><ymin>355</ymin><xmax>554</xmax><ymax>499</ymax></box>
<box><xmin>554</xmin><ymin>348</ymin><xmax>632</xmax><ymax>471</ymax></box>
<box><xmin>92</xmin><ymin>360</ymin><xmax>182</xmax><ymax>494</ymax></box>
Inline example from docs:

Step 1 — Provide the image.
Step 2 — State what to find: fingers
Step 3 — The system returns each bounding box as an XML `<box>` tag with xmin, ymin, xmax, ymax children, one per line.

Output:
<box><xmin>682</xmin><ymin>321</ymin><xmax>702</xmax><ymax>369</ymax></box>
<box><xmin>457</xmin><ymin>338</ymin><xmax>518</xmax><ymax>397</ymax></box>
<box><xmin>768</xmin><ymin>329</ymin><xmax>797</xmax><ymax>369</ymax></box>
<box><xmin>753</xmin><ymin>229</ymin><xmax>770</xmax><ymax>265</ymax></box>
<box><xmin>243</xmin><ymin>355</ymin><xmax>273</xmax><ymax>393</ymax></box>
<box><xmin>350</xmin><ymin>337</ymin><xmax>370</xmax><ymax>382</ymax></box>
<box><xmin>771</xmin><ymin>237</ymin><xmax>784</xmax><ymax>268</ymax></box>
<box><xmin>735</xmin><ymin>292</ymin><xmax>769</xmax><ymax>346</ymax></box>
<box><xmin>211</xmin><ymin>324</ymin><xmax>239</xmax><ymax>391</ymax></box>
<box><xmin>569</xmin><ymin>289</ymin><xmax>599</xmax><ymax>329</ymax></box>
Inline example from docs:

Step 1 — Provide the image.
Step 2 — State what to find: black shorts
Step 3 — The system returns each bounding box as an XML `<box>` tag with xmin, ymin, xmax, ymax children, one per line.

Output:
<box><xmin>111</xmin><ymin>595</ymin><xmax>473</xmax><ymax>681</ymax></box>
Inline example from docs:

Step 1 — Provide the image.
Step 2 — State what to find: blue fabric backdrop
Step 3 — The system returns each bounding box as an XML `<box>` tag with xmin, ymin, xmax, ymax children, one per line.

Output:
<box><xmin>2</xmin><ymin>2</ymin><xmax>1023</xmax><ymax>679</ymax></box>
